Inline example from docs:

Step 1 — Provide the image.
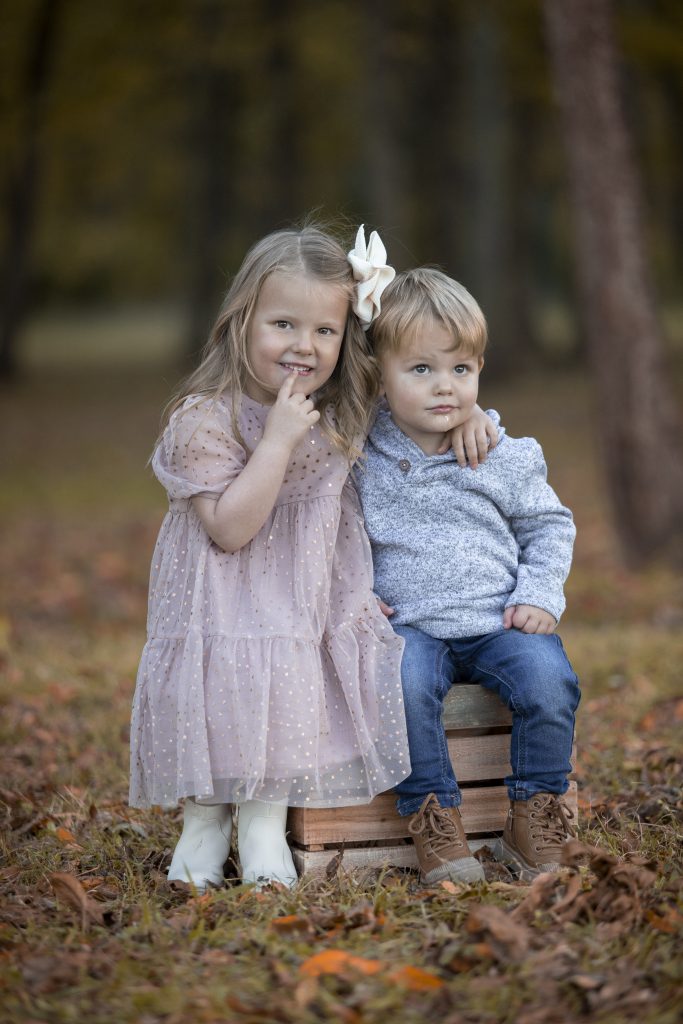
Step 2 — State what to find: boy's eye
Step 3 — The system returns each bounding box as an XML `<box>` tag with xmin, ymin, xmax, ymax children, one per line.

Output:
<box><xmin>454</xmin><ymin>364</ymin><xmax>468</xmax><ymax>375</ymax></box>
<box><xmin>413</xmin><ymin>365</ymin><xmax>430</xmax><ymax>375</ymax></box>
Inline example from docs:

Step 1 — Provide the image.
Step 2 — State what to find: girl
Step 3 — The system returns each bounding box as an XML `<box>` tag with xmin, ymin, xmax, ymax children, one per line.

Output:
<box><xmin>129</xmin><ymin>224</ymin><xmax>494</xmax><ymax>889</ymax></box>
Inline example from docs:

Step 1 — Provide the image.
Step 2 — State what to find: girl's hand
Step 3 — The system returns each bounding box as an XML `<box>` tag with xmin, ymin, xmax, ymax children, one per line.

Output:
<box><xmin>503</xmin><ymin>605</ymin><xmax>556</xmax><ymax>634</ymax></box>
<box><xmin>438</xmin><ymin>405</ymin><xmax>498</xmax><ymax>468</ymax></box>
<box><xmin>376</xmin><ymin>596</ymin><xmax>395</xmax><ymax>617</ymax></box>
<box><xmin>262</xmin><ymin>373</ymin><xmax>321</xmax><ymax>452</ymax></box>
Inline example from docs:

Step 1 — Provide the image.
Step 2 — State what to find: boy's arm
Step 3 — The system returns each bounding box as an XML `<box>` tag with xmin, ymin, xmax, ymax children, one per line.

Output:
<box><xmin>500</xmin><ymin>439</ymin><xmax>575</xmax><ymax>626</ymax></box>
<box><xmin>437</xmin><ymin>405</ymin><xmax>499</xmax><ymax>467</ymax></box>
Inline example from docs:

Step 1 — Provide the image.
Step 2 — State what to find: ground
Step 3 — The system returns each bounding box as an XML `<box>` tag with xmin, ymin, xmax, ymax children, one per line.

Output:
<box><xmin>0</xmin><ymin>349</ymin><xmax>681</xmax><ymax>1023</ymax></box>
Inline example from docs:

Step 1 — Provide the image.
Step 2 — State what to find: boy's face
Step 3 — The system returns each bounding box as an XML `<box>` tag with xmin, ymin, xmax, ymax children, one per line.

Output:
<box><xmin>379</xmin><ymin>317</ymin><xmax>483</xmax><ymax>454</ymax></box>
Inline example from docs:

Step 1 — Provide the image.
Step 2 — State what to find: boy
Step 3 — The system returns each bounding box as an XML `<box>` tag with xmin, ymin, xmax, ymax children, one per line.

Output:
<box><xmin>355</xmin><ymin>268</ymin><xmax>580</xmax><ymax>884</ymax></box>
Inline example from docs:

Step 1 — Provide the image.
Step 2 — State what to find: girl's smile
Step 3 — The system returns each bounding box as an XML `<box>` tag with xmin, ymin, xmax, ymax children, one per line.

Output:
<box><xmin>245</xmin><ymin>271</ymin><xmax>349</xmax><ymax>404</ymax></box>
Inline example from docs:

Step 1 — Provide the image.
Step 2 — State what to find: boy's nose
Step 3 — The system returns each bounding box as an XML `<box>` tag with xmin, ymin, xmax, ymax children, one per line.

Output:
<box><xmin>434</xmin><ymin>375</ymin><xmax>454</xmax><ymax>394</ymax></box>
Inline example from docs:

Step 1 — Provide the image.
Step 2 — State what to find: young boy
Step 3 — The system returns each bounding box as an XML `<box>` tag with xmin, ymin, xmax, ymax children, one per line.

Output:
<box><xmin>355</xmin><ymin>268</ymin><xmax>580</xmax><ymax>884</ymax></box>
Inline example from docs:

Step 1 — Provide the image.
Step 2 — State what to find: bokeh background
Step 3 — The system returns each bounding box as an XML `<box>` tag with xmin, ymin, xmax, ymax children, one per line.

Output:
<box><xmin>1</xmin><ymin>4</ymin><xmax>683</xmax><ymax>1018</ymax></box>
<box><xmin>2</xmin><ymin>0</ymin><xmax>682</xmax><ymax>370</ymax></box>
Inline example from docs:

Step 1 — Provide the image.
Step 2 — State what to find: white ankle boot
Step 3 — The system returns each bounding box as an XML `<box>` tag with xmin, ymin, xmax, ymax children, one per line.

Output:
<box><xmin>167</xmin><ymin>798</ymin><xmax>232</xmax><ymax>890</ymax></box>
<box><xmin>237</xmin><ymin>801</ymin><xmax>297</xmax><ymax>888</ymax></box>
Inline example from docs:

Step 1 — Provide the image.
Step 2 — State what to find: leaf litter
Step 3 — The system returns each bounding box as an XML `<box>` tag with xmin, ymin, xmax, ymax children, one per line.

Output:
<box><xmin>1</xmin><ymin>371</ymin><xmax>682</xmax><ymax>1023</ymax></box>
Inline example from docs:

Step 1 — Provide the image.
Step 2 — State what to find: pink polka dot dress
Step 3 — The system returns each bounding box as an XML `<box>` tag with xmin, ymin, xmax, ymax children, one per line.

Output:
<box><xmin>129</xmin><ymin>395</ymin><xmax>410</xmax><ymax>808</ymax></box>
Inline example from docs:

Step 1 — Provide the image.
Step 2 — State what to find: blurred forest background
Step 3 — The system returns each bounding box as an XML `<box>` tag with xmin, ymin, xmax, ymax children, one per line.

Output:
<box><xmin>2</xmin><ymin>0</ymin><xmax>683</xmax><ymax>560</ymax></box>
<box><xmin>1</xmin><ymin>3</ymin><xmax>683</xmax><ymax>1020</ymax></box>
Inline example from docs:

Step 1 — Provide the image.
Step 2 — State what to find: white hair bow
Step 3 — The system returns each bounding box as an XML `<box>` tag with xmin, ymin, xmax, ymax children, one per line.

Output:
<box><xmin>347</xmin><ymin>224</ymin><xmax>395</xmax><ymax>330</ymax></box>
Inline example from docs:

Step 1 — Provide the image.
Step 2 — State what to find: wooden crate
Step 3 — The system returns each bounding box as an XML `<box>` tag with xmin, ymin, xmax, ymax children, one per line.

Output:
<box><xmin>288</xmin><ymin>684</ymin><xmax>578</xmax><ymax>875</ymax></box>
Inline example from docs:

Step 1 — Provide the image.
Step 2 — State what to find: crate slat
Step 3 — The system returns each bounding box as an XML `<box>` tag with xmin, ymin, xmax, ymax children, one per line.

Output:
<box><xmin>289</xmin><ymin>781</ymin><xmax>578</xmax><ymax>848</ymax></box>
<box><xmin>292</xmin><ymin>837</ymin><xmax>493</xmax><ymax>876</ymax></box>
<box><xmin>291</xmin><ymin>784</ymin><xmax>578</xmax><ymax>875</ymax></box>
<box><xmin>443</xmin><ymin>685</ymin><xmax>512</xmax><ymax>729</ymax></box>
<box><xmin>444</xmin><ymin>731</ymin><xmax>510</xmax><ymax>781</ymax></box>
<box><xmin>289</xmin><ymin>785</ymin><xmax>511</xmax><ymax>845</ymax></box>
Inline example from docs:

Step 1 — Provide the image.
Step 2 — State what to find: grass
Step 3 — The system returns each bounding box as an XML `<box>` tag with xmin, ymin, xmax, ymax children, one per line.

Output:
<box><xmin>0</xmin><ymin>344</ymin><xmax>682</xmax><ymax>1023</ymax></box>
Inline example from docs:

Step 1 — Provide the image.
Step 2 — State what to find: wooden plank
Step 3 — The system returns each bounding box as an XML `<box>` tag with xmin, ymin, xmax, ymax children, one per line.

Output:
<box><xmin>292</xmin><ymin>784</ymin><xmax>579</xmax><ymax>875</ymax></box>
<box><xmin>443</xmin><ymin>685</ymin><xmax>512</xmax><ymax>730</ymax></box>
<box><xmin>292</xmin><ymin>837</ymin><xmax>493</xmax><ymax>876</ymax></box>
<box><xmin>288</xmin><ymin>782</ymin><xmax>578</xmax><ymax>848</ymax></box>
<box><xmin>445</xmin><ymin>732</ymin><xmax>510</xmax><ymax>782</ymax></box>
<box><xmin>289</xmin><ymin>785</ymin><xmax>511</xmax><ymax>845</ymax></box>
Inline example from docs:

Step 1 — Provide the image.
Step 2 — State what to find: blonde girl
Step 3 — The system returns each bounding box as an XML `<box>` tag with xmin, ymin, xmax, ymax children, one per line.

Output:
<box><xmin>129</xmin><ymin>224</ymin><xmax>494</xmax><ymax>889</ymax></box>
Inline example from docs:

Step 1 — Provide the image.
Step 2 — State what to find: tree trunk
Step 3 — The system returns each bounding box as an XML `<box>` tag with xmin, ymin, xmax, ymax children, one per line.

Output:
<box><xmin>184</xmin><ymin>0</ymin><xmax>240</xmax><ymax>361</ymax></box>
<box><xmin>544</xmin><ymin>0</ymin><xmax>683</xmax><ymax>564</ymax></box>
<box><xmin>363</xmin><ymin>0</ymin><xmax>405</xmax><ymax>244</ymax></box>
<box><xmin>458</xmin><ymin>4</ymin><xmax>518</xmax><ymax>375</ymax></box>
<box><xmin>0</xmin><ymin>0</ymin><xmax>62</xmax><ymax>379</ymax></box>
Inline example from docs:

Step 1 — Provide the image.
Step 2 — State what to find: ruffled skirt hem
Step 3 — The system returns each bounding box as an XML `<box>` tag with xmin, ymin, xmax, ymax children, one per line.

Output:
<box><xmin>129</xmin><ymin>623</ymin><xmax>410</xmax><ymax>809</ymax></box>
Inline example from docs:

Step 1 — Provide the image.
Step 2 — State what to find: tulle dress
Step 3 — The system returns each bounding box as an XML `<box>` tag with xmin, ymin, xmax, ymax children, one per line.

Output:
<box><xmin>129</xmin><ymin>394</ymin><xmax>410</xmax><ymax>808</ymax></box>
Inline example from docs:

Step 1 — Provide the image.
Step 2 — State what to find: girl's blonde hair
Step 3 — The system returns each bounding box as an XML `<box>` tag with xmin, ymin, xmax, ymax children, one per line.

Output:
<box><xmin>161</xmin><ymin>224</ymin><xmax>380</xmax><ymax>462</ymax></box>
<box><xmin>370</xmin><ymin>267</ymin><xmax>488</xmax><ymax>359</ymax></box>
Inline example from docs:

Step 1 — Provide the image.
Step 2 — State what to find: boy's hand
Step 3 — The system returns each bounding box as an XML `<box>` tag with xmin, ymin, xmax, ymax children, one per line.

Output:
<box><xmin>376</xmin><ymin>597</ymin><xmax>395</xmax><ymax>617</ymax></box>
<box><xmin>438</xmin><ymin>405</ymin><xmax>498</xmax><ymax>468</ymax></box>
<box><xmin>503</xmin><ymin>605</ymin><xmax>557</xmax><ymax>634</ymax></box>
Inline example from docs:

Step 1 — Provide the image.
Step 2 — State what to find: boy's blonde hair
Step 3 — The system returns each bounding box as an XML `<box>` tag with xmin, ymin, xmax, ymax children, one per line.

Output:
<box><xmin>162</xmin><ymin>224</ymin><xmax>380</xmax><ymax>462</ymax></box>
<box><xmin>370</xmin><ymin>267</ymin><xmax>487</xmax><ymax>359</ymax></box>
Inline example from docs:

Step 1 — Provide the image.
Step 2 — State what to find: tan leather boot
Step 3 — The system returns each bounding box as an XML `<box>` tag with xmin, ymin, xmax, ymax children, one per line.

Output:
<box><xmin>494</xmin><ymin>793</ymin><xmax>575</xmax><ymax>880</ymax></box>
<box><xmin>408</xmin><ymin>793</ymin><xmax>485</xmax><ymax>884</ymax></box>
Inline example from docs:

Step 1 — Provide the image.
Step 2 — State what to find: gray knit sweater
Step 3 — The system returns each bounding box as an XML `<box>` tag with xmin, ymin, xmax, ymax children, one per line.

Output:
<box><xmin>353</xmin><ymin>409</ymin><xmax>575</xmax><ymax>640</ymax></box>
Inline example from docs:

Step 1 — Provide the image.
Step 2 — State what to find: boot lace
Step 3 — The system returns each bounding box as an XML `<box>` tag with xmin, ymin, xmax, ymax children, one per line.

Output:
<box><xmin>409</xmin><ymin>794</ymin><xmax>465</xmax><ymax>857</ymax></box>
<box><xmin>528</xmin><ymin>793</ymin><xmax>576</xmax><ymax>852</ymax></box>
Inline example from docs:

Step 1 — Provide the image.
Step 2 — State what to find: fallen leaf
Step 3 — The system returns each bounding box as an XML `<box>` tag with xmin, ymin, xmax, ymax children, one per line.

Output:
<box><xmin>439</xmin><ymin>880</ymin><xmax>463</xmax><ymax>895</ymax></box>
<box><xmin>388</xmin><ymin>964</ymin><xmax>444</xmax><ymax>990</ymax></box>
<box><xmin>55</xmin><ymin>827</ymin><xmax>79</xmax><ymax>845</ymax></box>
<box><xmin>325</xmin><ymin>846</ymin><xmax>345</xmax><ymax>880</ymax></box>
<box><xmin>271</xmin><ymin>915</ymin><xmax>314</xmax><ymax>936</ymax></box>
<box><xmin>466</xmin><ymin>904</ymin><xmax>530</xmax><ymax>960</ymax></box>
<box><xmin>299</xmin><ymin>949</ymin><xmax>384</xmax><ymax>978</ymax></box>
<box><xmin>645</xmin><ymin>907</ymin><xmax>682</xmax><ymax>934</ymax></box>
<box><xmin>49</xmin><ymin>873</ymin><xmax>106</xmax><ymax>932</ymax></box>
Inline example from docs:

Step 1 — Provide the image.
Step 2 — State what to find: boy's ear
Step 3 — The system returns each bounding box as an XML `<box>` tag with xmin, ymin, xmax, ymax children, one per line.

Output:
<box><xmin>478</xmin><ymin>356</ymin><xmax>485</xmax><ymax>371</ymax></box>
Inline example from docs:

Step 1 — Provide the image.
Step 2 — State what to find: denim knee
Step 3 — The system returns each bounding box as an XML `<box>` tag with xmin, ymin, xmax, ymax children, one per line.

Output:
<box><xmin>393</xmin><ymin>625</ymin><xmax>451</xmax><ymax>706</ymax></box>
<box><xmin>505</xmin><ymin>634</ymin><xmax>580</xmax><ymax>716</ymax></box>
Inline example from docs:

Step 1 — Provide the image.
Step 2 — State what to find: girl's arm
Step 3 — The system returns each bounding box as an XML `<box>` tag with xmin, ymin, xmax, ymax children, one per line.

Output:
<box><xmin>437</xmin><ymin>405</ymin><xmax>498</xmax><ymax>468</ymax></box>
<box><xmin>193</xmin><ymin>375</ymin><xmax>319</xmax><ymax>552</ymax></box>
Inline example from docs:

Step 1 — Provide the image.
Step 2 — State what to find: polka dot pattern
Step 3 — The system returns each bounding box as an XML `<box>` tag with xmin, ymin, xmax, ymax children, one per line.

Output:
<box><xmin>129</xmin><ymin>394</ymin><xmax>410</xmax><ymax>808</ymax></box>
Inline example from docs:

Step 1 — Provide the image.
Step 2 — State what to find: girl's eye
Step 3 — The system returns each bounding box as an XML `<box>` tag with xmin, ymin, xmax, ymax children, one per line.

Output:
<box><xmin>275</xmin><ymin>320</ymin><xmax>291</xmax><ymax>329</ymax></box>
<box><xmin>317</xmin><ymin>327</ymin><xmax>333</xmax><ymax>336</ymax></box>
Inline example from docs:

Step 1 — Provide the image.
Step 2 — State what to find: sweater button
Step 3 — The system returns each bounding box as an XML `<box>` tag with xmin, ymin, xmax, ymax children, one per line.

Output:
<box><xmin>398</xmin><ymin>459</ymin><xmax>411</xmax><ymax>473</ymax></box>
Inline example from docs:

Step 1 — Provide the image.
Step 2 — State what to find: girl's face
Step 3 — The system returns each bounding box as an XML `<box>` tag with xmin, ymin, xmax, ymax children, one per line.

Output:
<box><xmin>245</xmin><ymin>271</ymin><xmax>349</xmax><ymax>404</ymax></box>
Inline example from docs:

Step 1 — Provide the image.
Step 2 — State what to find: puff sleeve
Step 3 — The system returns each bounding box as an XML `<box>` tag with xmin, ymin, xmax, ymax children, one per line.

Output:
<box><xmin>152</xmin><ymin>397</ymin><xmax>246</xmax><ymax>500</ymax></box>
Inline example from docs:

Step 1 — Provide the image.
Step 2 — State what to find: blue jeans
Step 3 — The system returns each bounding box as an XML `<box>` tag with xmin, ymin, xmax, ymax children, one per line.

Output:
<box><xmin>393</xmin><ymin>625</ymin><xmax>580</xmax><ymax>816</ymax></box>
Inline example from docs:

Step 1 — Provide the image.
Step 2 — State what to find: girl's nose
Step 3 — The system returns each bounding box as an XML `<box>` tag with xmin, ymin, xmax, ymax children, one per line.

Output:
<box><xmin>291</xmin><ymin>331</ymin><xmax>315</xmax><ymax>354</ymax></box>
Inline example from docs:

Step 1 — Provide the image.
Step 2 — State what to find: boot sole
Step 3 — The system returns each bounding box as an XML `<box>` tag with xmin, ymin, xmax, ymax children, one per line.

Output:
<box><xmin>422</xmin><ymin>856</ymin><xmax>485</xmax><ymax>885</ymax></box>
<box><xmin>491</xmin><ymin>838</ymin><xmax>562</xmax><ymax>881</ymax></box>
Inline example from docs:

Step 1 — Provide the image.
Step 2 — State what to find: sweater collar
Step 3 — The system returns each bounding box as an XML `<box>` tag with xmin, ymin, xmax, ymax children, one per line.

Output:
<box><xmin>369</xmin><ymin>406</ymin><xmax>505</xmax><ymax>463</ymax></box>
<box><xmin>369</xmin><ymin>407</ymin><xmax>455</xmax><ymax>463</ymax></box>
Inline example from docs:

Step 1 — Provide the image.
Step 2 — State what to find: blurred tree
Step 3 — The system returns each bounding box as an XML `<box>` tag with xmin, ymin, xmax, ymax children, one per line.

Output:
<box><xmin>184</xmin><ymin>0</ymin><xmax>241</xmax><ymax>360</ymax></box>
<box><xmin>363</xmin><ymin>0</ymin><xmax>406</xmax><ymax>242</ymax></box>
<box><xmin>0</xmin><ymin>0</ymin><xmax>62</xmax><ymax>378</ymax></box>
<box><xmin>544</xmin><ymin>0</ymin><xmax>683</xmax><ymax>564</ymax></box>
